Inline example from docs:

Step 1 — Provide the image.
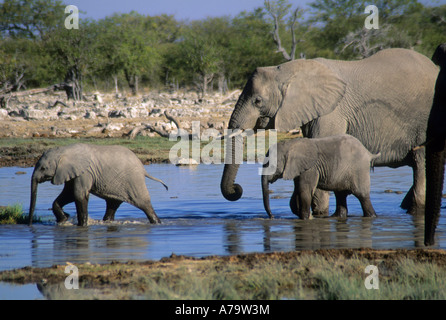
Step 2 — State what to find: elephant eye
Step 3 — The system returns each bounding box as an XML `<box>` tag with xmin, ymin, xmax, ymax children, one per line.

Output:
<box><xmin>254</xmin><ymin>97</ymin><xmax>262</xmax><ymax>107</ymax></box>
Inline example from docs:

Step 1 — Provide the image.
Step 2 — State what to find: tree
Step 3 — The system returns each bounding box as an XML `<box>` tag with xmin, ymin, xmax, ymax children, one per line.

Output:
<box><xmin>43</xmin><ymin>19</ymin><xmax>99</xmax><ymax>100</ymax></box>
<box><xmin>0</xmin><ymin>0</ymin><xmax>66</xmax><ymax>39</ymax></box>
<box><xmin>228</xmin><ymin>8</ymin><xmax>283</xmax><ymax>87</ymax></box>
<box><xmin>180</xmin><ymin>28</ymin><xmax>221</xmax><ymax>97</ymax></box>
<box><xmin>339</xmin><ymin>25</ymin><xmax>412</xmax><ymax>59</ymax></box>
<box><xmin>96</xmin><ymin>12</ymin><xmax>162</xmax><ymax>95</ymax></box>
<box><xmin>264</xmin><ymin>0</ymin><xmax>307</xmax><ymax>61</ymax></box>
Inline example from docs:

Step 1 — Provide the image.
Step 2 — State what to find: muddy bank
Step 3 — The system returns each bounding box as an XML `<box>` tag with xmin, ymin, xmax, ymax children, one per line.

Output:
<box><xmin>1</xmin><ymin>249</ymin><xmax>446</xmax><ymax>300</ymax></box>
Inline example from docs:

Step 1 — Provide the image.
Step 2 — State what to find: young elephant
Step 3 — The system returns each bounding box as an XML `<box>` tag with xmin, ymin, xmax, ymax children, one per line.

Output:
<box><xmin>262</xmin><ymin>134</ymin><xmax>379</xmax><ymax>219</ymax></box>
<box><xmin>29</xmin><ymin>144</ymin><xmax>168</xmax><ymax>226</ymax></box>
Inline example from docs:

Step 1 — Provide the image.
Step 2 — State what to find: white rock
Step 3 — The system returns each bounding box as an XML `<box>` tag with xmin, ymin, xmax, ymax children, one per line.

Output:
<box><xmin>174</xmin><ymin>157</ymin><xmax>199</xmax><ymax>166</ymax></box>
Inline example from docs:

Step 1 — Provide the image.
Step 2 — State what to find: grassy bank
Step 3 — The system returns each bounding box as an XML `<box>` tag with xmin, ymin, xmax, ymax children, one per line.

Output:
<box><xmin>1</xmin><ymin>249</ymin><xmax>446</xmax><ymax>300</ymax></box>
<box><xmin>0</xmin><ymin>132</ymin><xmax>296</xmax><ymax>167</ymax></box>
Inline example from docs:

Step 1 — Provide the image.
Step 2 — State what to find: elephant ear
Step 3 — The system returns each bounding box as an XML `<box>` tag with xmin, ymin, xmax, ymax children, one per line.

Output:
<box><xmin>52</xmin><ymin>145</ymin><xmax>93</xmax><ymax>185</ymax></box>
<box><xmin>275</xmin><ymin>60</ymin><xmax>346</xmax><ymax>132</ymax></box>
<box><xmin>282</xmin><ymin>140</ymin><xmax>320</xmax><ymax>180</ymax></box>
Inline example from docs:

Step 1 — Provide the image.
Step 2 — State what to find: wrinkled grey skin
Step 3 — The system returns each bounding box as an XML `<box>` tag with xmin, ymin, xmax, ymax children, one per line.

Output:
<box><xmin>29</xmin><ymin>144</ymin><xmax>168</xmax><ymax>226</ymax></box>
<box><xmin>262</xmin><ymin>135</ymin><xmax>379</xmax><ymax>220</ymax></box>
<box><xmin>425</xmin><ymin>44</ymin><xmax>446</xmax><ymax>246</ymax></box>
<box><xmin>221</xmin><ymin>48</ymin><xmax>438</xmax><ymax>216</ymax></box>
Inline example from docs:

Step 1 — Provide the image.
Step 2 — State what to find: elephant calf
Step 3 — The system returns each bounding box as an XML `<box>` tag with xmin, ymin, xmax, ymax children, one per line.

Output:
<box><xmin>262</xmin><ymin>134</ymin><xmax>379</xmax><ymax>220</ymax></box>
<box><xmin>29</xmin><ymin>144</ymin><xmax>168</xmax><ymax>226</ymax></box>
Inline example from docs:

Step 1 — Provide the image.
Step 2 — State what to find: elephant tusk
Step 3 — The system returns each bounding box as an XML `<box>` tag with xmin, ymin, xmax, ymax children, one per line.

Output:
<box><xmin>413</xmin><ymin>140</ymin><xmax>432</xmax><ymax>151</ymax></box>
<box><xmin>413</xmin><ymin>145</ymin><xmax>425</xmax><ymax>151</ymax></box>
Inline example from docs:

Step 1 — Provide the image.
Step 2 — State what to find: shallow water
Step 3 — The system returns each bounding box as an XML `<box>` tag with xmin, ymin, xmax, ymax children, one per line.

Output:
<box><xmin>0</xmin><ymin>163</ymin><xmax>445</xmax><ymax>274</ymax></box>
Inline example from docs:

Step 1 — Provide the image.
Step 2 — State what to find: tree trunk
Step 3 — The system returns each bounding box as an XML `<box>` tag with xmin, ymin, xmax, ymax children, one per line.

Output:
<box><xmin>218</xmin><ymin>73</ymin><xmax>228</xmax><ymax>95</ymax></box>
<box><xmin>125</xmin><ymin>70</ymin><xmax>139</xmax><ymax>96</ymax></box>
<box><xmin>64</xmin><ymin>67</ymin><xmax>83</xmax><ymax>101</ymax></box>
<box><xmin>113</xmin><ymin>75</ymin><xmax>119</xmax><ymax>94</ymax></box>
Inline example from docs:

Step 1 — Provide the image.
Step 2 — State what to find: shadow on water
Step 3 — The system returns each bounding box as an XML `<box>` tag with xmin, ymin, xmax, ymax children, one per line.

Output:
<box><xmin>0</xmin><ymin>164</ymin><xmax>445</xmax><ymax>273</ymax></box>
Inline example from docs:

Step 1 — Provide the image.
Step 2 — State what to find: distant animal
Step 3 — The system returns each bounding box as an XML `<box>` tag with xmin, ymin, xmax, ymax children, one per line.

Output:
<box><xmin>262</xmin><ymin>135</ymin><xmax>379</xmax><ymax>220</ymax></box>
<box><xmin>29</xmin><ymin>144</ymin><xmax>168</xmax><ymax>226</ymax></box>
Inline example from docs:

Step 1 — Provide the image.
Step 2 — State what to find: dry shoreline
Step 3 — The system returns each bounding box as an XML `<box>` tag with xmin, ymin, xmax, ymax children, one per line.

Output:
<box><xmin>1</xmin><ymin>248</ymin><xmax>446</xmax><ymax>300</ymax></box>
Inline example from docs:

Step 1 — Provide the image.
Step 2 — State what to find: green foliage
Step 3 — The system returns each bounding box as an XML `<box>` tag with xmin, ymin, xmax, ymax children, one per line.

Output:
<box><xmin>0</xmin><ymin>0</ymin><xmax>66</xmax><ymax>39</ymax></box>
<box><xmin>0</xmin><ymin>204</ymin><xmax>32</xmax><ymax>224</ymax></box>
<box><xmin>0</xmin><ymin>0</ymin><xmax>445</xmax><ymax>94</ymax></box>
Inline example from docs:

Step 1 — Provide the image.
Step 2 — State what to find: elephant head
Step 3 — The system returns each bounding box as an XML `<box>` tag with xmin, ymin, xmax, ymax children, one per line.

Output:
<box><xmin>425</xmin><ymin>43</ymin><xmax>446</xmax><ymax>246</ymax></box>
<box><xmin>29</xmin><ymin>145</ymin><xmax>93</xmax><ymax>225</ymax></box>
<box><xmin>221</xmin><ymin>59</ymin><xmax>346</xmax><ymax>201</ymax></box>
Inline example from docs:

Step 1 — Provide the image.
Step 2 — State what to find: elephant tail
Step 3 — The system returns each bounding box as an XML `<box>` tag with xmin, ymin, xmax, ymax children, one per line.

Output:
<box><xmin>370</xmin><ymin>152</ymin><xmax>381</xmax><ymax>171</ymax></box>
<box><xmin>145</xmin><ymin>173</ymin><xmax>168</xmax><ymax>191</ymax></box>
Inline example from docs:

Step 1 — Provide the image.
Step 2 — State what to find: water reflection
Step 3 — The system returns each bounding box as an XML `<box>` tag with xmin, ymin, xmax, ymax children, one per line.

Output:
<box><xmin>0</xmin><ymin>164</ymin><xmax>445</xmax><ymax>272</ymax></box>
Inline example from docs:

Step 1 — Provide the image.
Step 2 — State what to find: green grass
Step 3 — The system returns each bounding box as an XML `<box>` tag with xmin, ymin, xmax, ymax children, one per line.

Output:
<box><xmin>0</xmin><ymin>132</ymin><xmax>296</xmax><ymax>165</ymax></box>
<box><xmin>0</xmin><ymin>204</ymin><xmax>38</xmax><ymax>225</ymax></box>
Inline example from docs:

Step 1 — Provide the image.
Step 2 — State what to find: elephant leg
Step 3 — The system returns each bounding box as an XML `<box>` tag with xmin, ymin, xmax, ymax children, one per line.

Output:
<box><xmin>311</xmin><ymin>189</ymin><xmax>330</xmax><ymax>216</ymax></box>
<box><xmin>297</xmin><ymin>171</ymin><xmax>318</xmax><ymax>220</ymax></box>
<box><xmin>140</xmin><ymin>203</ymin><xmax>161</xmax><ymax>224</ymax></box>
<box><xmin>290</xmin><ymin>179</ymin><xmax>300</xmax><ymax>217</ymax></box>
<box><xmin>131</xmin><ymin>195</ymin><xmax>161</xmax><ymax>224</ymax></box>
<box><xmin>401</xmin><ymin>149</ymin><xmax>426</xmax><ymax>215</ymax></box>
<box><xmin>103</xmin><ymin>199</ymin><xmax>123</xmax><ymax>222</ymax></box>
<box><xmin>304</xmin><ymin>116</ymin><xmax>346</xmax><ymax>217</ymax></box>
<box><xmin>332</xmin><ymin>191</ymin><xmax>349</xmax><ymax>218</ymax></box>
<box><xmin>356</xmin><ymin>193</ymin><xmax>377</xmax><ymax>218</ymax></box>
<box><xmin>52</xmin><ymin>183</ymin><xmax>75</xmax><ymax>224</ymax></box>
<box><xmin>74</xmin><ymin>195</ymin><xmax>89</xmax><ymax>227</ymax></box>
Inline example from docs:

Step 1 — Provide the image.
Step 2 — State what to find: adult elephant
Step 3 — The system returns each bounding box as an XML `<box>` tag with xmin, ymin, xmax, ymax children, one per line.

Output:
<box><xmin>221</xmin><ymin>48</ymin><xmax>439</xmax><ymax>216</ymax></box>
<box><xmin>425</xmin><ymin>44</ymin><xmax>446</xmax><ymax>246</ymax></box>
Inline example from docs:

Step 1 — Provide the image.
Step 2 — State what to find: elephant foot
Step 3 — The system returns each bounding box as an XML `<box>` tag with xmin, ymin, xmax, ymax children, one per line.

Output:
<box><xmin>363</xmin><ymin>211</ymin><xmax>377</xmax><ymax>218</ymax></box>
<box><xmin>331</xmin><ymin>210</ymin><xmax>347</xmax><ymax>219</ymax></box>
<box><xmin>311</xmin><ymin>189</ymin><xmax>330</xmax><ymax>217</ymax></box>
<box><xmin>401</xmin><ymin>187</ymin><xmax>425</xmax><ymax>216</ymax></box>
<box><xmin>149</xmin><ymin>215</ymin><xmax>162</xmax><ymax>224</ymax></box>
<box><xmin>313</xmin><ymin>209</ymin><xmax>329</xmax><ymax>217</ymax></box>
<box><xmin>55</xmin><ymin>213</ymin><xmax>70</xmax><ymax>224</ymax></box>
<box><xmin>405</xmin><ymin>204</ymin><xmax>425</xmax><ymax>216</ymax></box>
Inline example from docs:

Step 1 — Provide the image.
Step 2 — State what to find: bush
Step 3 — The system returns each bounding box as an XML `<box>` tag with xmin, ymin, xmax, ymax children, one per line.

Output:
<box><xmin>0</xmin><ymin>204</ymin><xmax>34</xmax><ymax>225</ymax></box>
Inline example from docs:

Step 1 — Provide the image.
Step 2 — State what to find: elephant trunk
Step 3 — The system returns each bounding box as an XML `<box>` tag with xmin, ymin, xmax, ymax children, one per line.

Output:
<box><xmin>29</xmin><ymin>176</ymin><xmax>38</xmax><ymax>226</ymax></box>
<box><xmin>221</xmin><ymin>92</ymin><xmax>255</xmax><ymax>202</ymax></box>
<box><xmin>424</xmin><ymin>139</ymin><xmax>445</xmax><ymax>246</ymax></box>
<box><xmin>262</xmin><ymin>174</ymin><xmax>273</xmax><ymax>219</ymax></box>
<box><xmin>221</xmin><ymin>135</ymin><xmax>243</xmax><ymax>201</ymax></box>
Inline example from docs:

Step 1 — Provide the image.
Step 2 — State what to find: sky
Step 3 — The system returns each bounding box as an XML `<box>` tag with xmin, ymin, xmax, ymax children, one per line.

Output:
<box><xmin>67</xmin><ymin>0</ymin><xmax>313</xmax><ymax>21</ymax></box>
